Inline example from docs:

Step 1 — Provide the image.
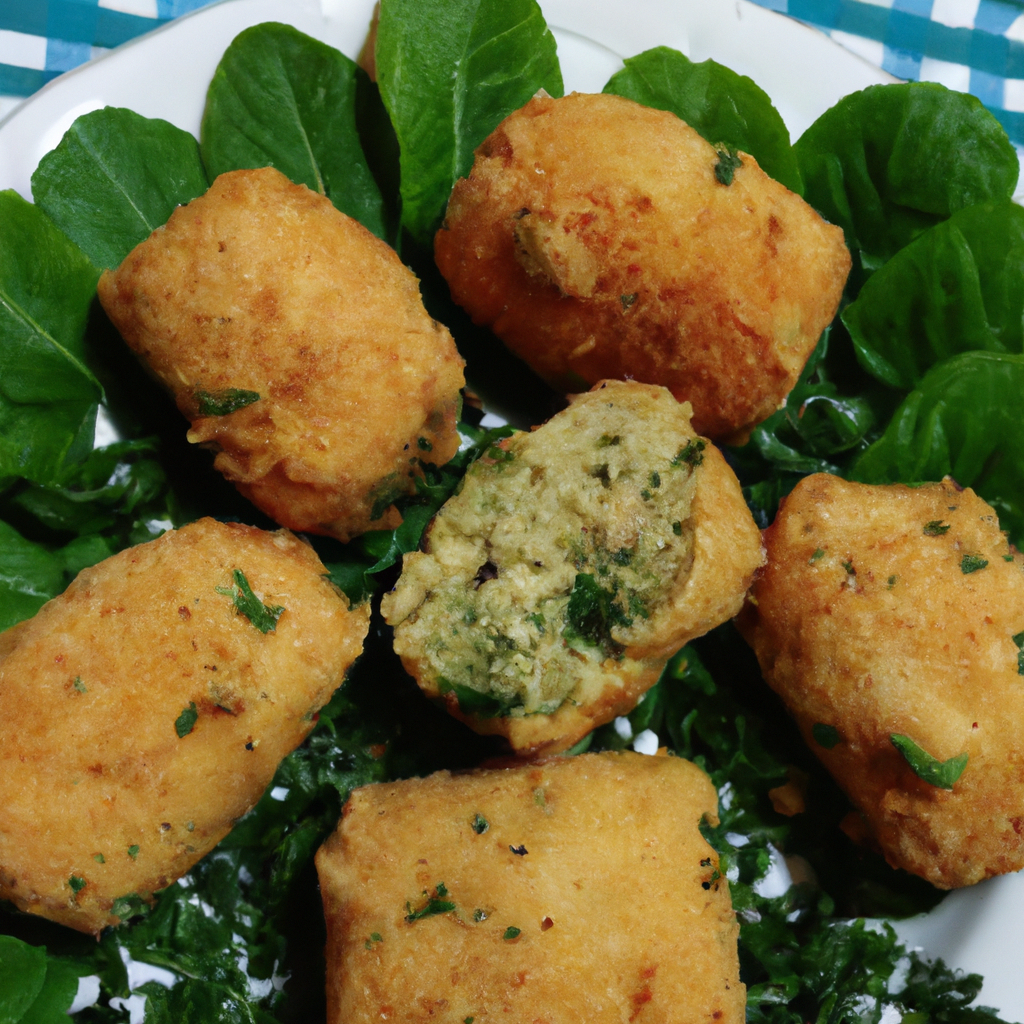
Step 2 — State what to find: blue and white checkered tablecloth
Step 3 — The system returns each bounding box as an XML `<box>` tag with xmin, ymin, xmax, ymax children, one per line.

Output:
<box><xmin>3</xmin><ymin>0</ymin><xmax>1024</xmax><ymax>148</ymax></box>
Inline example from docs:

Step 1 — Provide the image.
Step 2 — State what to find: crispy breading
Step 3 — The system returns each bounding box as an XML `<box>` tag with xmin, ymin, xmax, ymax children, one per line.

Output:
<box><xmin>381</xmin><ymin>380</ymin><xmax>764</xmax><ymax>755</ymax></box>
<box><xmin>738</xmin><ymin>474</ymin><xmax>1024</xmax><ymax>888</ymax></box>
<box><xmin>98</xmin><ymin>167</ymin><xmax>465</xmax><ymax>542</ymax></box>
<box><xmin>435</xmin><ymin>92</ymin><xmax>850</xmax><ymax>443</ymax></box>
<box><xmin>0</xmin><ymin>518</ymin><xmax>368</xmax><ymax>933</ymax></box>
<box><xmin>316</xmin><ymin>751</ymin><xmax>744</xmax><ymax>1024</ymax></box>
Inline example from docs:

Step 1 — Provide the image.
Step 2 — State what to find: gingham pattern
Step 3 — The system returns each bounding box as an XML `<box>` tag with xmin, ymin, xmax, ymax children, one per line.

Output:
<box><xmin>3</xmin><ymin>0</ymin><xmax>1024</xmax><ymax>147</ymax></box>
<box><xmin>749</xmin><ymin>0</ymin><xmax>1024</xmax><ymax>144</ymax></box>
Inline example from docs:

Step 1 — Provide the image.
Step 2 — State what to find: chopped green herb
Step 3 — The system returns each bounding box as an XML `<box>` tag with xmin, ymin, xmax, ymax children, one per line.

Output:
<box><xmin>564</xmin><ymin>573</ymin><xmax>630</xmax><ymax>655</ymax></box>
<box><xmin>923</xmin><ymin>520</ymin><xmax>951</xmax><ymax>536</ymax></box>
<box><xmin>533</xmin><ymin>787</ymin><xmax>546</xmax><ymax>806</ymax></box>
<box><xmin>465</xmin><ymin>1018</ymin><xmax>475</xmax><ymax>1024</ymax></box>
<box><xmin>649</xmin><ymin>471</ymin><xmax>661</xmax><ymax>489</ymax></box>
<box><xmin>405</xmin><ymin>883</ymin><xmax>456</xmax><ymax>923</ymax></box>
<box><xmin>1005</xmin><ymin>554</ymin><xmax>1015</xmax><ymax>562</ymax></box>
<box><xmin>611</xmin><ymin>547</ymin><xmax>633</xmax><ymax>566</ymax></box>
<box><xmin>194</xmin><ymin>387</ymin><xmax>260</xmax><ymax>416</ymax></box>
<box><xmin>809</xmin><ymin>548</ymin><xmax>825</xmax><ymax>563</ymax></box>
<box><xmin>503</xmin><ymin>926</ymin><xmax>521</xmax><ymax>940</ymax></box>
<box><xmin>527</xmin><ymin>611</ymin><xmax>545</xmax><ymax>634</ymax></box>
<box><xmin>597</xmin><ymin>434</ymin><xmax>621</xmax><ymax>448</ymax></box>
<box><xmin>72</xmin><ymin>676</ymin><xmax>87</xmax><ymax>693</ymax></box>
<box><xmin>890</xmin><ymin>734</ymin><xmax>968</xmax><ymax>789</ymax></box>
<box><xmin>110</xmin><ymin>893</ymin><xmax>149</xmax><ymax>922</ymax></box>
<box><xmin>186</xmin><ymin>821</ymin><xmax>194</xmax><ymax>832</ymax></box>
<box><xmin>887</xmin><ymin>575</ymin><xmax>898</xmax><ymax>589</ymax></box>
<box><xmin>486</xmin><ymin>444</ymin><xmax>515</xmax><ymax>464</ymax></box>
<box><xmin>175</xmin><ymin>702</ymin><xmax>198</xmax><ymax>738</ymax></box>
<box><xmin>509</xmin><ymin>844</ymin><xmax>528</xmax><ymax>856</ymax></box>
<box><xmin>589</xmin><ymin>463</ymin><xmax>612</xmax><ymax>488</ymax></box>
<box><xmin>961</xmin><ymin>554</ymin><xmax>989</xmax><ymax>574</ymax></box>
<box><xmin>417</xmin><ymin>437</ymin><xmax>433</xmax><ymax>452</ymax></box>
<box><xmin>672</xmin><ymin>521</ymin><xmax>682</xmax><ymax>536</ymax></box>
<box><xmin>842</xmin><ymin>560</ymin><xmax>855</xmax><ymax>575</ymax></box>
<box><xmin>812</xmin><ymin>723</ymin><xmax>841</xmax><ymax>749</ymax></box>
<box><xmin>473</xmin><ymin>909</ymin><xmax>488</xmax><ymax>923</ymax></box>
<box><xmin>68</xmin><ymin>875</ymin><xmax>86</xmax><ymax>894</ymax></box>
<box><xmin>364</xmin><ymin>932</ymin><xmax>383</xmax><ymax>949</ymax></box>
<box><xmin>127</xmin><ymin>845</ymin><xmax>140</xmax><ymax>859</ymax></box>
<box><xmin>640</xmin><ymin>488</ymin><xmax>652</xmax><ymax>501</ymax></box>
<box><xmin>216</xmin><ymin>569</ymin><xmax>285</xmax><ymax>633</ymax></box>
<box><xmin>714</xmin><ymin>147</ymin><xmax>743</xmax><ymax>185</ymax></box>
<box><xmin>471</xmin><ymin>813</ymin><xmax>489</xmax><ymax>834</ymax></box>
<box><xmin>93</xmin><ymin>853</ymin><xmax>105</xmax><ymax>864</ymax></box>
<box><xmin>620</xmin><ymin>293</ymin><xmax>638</xmax><ymax>311</ymax></box>
<box><xmin>1013</xmin><ymin>631</ymin><xmax>1024</xmax><ymax>675</ymax></box>
<box><xmin>672</xmin><ymin>438</ymin><xmax>706</xmax><ymax>467</ymax></box>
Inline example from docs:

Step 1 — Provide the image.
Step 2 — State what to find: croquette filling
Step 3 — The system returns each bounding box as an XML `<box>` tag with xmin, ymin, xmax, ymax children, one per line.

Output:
<box><xmin>394</xmin><ymin>399</ymin><xmax>701</xmax><ymax>717</ymax></box>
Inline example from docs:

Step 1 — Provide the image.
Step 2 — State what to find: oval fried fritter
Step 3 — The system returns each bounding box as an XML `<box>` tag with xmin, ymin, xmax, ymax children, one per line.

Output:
<box><xmin>98</xmin><ymin>167</ymin><xmax>465</xmax><ymax>542</ymax></box>
<box><xmin>382</xmin><ymin>380</ymin><xmax>763</xmax><ymax>755</ymax></box>
<box><xmin>0</xmin><ymin>518</ymin><xmax>369</xmax><ymax>933</ymax></box>
<box><xmin>435</xmin><ymin>92</ymin><xmax>850</xmax><ymax>443</ymax></box>
<box><xmin>316</xmin><ymin>751</ymin><xmax>745</xmax><ymax>1024</ymax></box>
<box><xmin>739</xmin><ymin>474</ymin><xmax>1024</xmax><ymax>888</ymax></box>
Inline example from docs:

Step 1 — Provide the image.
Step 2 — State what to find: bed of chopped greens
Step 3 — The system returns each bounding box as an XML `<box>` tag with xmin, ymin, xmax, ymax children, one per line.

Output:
<box><xmin>1</xmin><ymin>0</ymin><xmax>1021</xmax><ymax>1019</ymax></box>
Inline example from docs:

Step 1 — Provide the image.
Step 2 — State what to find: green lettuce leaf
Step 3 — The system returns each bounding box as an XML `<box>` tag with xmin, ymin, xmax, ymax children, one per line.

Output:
<box><xmin>201</xmin><ymin>22</ymin><xmax>387</xmax><ymax>239</ymax></box>
<box><xmin>844</xmin><ymin>200</ymin><xmax>1024</xmax><ymax>390</ymax></box>
<box><xmin>795</xmin><ymin>82</ymin><xmax>1018</xmax><ymax>268</ymax></box>
<box><xmin>852</xmin><ymin>351</ymin><xmax>1024</xmax><ymax>541</ymax></box>
<box><xmin>375</xmin><ymin>0</ymin><xmax>562</xmax><ymax>245</ymax></box>
<box><xmin>0</xmin><ymin>190</ymin><xmax>101</xmax><ymax>485</ymax></box>
<box><xmin>0</xmin><ymin>937</ymin><xmax>80</xmax><ymax>1024</ymax></box>
<box><xmin>603</xmin><ymin>46</ymin><xmax>801</xmax><ymax>193</ymax></box>
<box><xmin>31</xmin><ymin>107</ymin><xmax>208</xmax><ymax>270</ymax></box>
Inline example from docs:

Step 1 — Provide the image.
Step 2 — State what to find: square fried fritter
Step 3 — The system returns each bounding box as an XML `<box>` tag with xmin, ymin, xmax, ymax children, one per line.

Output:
<box><xmin>316</xmin><ymin>751</ymin><xmax>744</xmax><ymax>1023</ymax></box>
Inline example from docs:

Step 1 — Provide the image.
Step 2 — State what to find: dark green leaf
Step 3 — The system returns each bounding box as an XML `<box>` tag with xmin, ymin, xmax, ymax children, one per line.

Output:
<box><xmin>563</xmin><ymin>572</ymin><xmax>629</xmax><ymax>655</ymax></box>
<box><xmin>890</xmin><ymin>733</ymin><xmax>968</xmax><ymax>788</ymax></box>
<box><xmin>17</xmin><ymin>956</ymin><xmax>80</xmax><ymax>1024</ymax></box>
<box><xmin>923</xmin><ymin>520</ymin><xmax>951</xmax><ymax>536</ymax></box>
<box><xmin>795</xmin><ymin>82</ymin><xmax>1017</xmax><ymax>266</ymax></box>
<box><xmin>0</xmin><ymin>190</ymin><xmax>101</xmax><ymax>485</ymax></box>
<box><xmin>194</xmin><ymin>388</ymin><xmax>260</xmax><ymax>416</ymax></box>
<box><xmin>376</xmin><ymin>0</ymin><xmax>563</xmax><ymax>244</ymax></box>
<box><xmin>32</xmin><ymin>107</ymin><xmax>208</xmax><ymax>269</ymax></box>
<box><xmin>0</xmin><ymin>935</ymin><xmax>48</xmax><ymax>1023</ymax></box>
<box><xmin>216</xmin><ymin>569</ymin><xmax>284</xmax><ymax>633</ymax></box>
<box><xmin>844</xmin><ymin>201</ymin><xmax>1024</xmax><ymax>389</ymax></box>
<box><xmin>961</xmin><ymin>554</ymin><xmax>989</xmax><ymax>574</ymax></box>
<box><xmin>502</xmin><ymin>926</ymin><xmax>521</xmax><ymax>940</ymax></box>
<box><xmin>405</xmin><ymin>884</ymin><xmax>456</xmax><ymax>922</ymax></box>
<box><xmin>851</xmin><ymin>351</ymin><xmax>1024</xmax><ymax>543</ymax></box>
<box><xmin>603</xmin><ymin>47</ymin><xmax>801</xmax><ymax>192</ymax></box>
<box><xmin>201</xmin><ymin>22</ymin><xmax>387</xmax><ymax>238</ymax></box>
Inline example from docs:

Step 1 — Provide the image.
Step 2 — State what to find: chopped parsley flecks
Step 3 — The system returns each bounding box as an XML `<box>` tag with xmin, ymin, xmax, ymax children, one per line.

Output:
<box><xmin>503</xmin><ymin>926</ymin><xmax>521</xmax><ymax>940</ymax></box>
<box><xmin>809</xmin><ymin>548</ymin><xmax>825</xmax><ymax>564</ymax></box>
<box><xmin>111</xmin><ymin>893</ymin><xmax>149</xmax><ymax>922</ymax></box>
<box><xmin>471</xmin><ymin>813</ymin><xmax>489</xmax><ymax>835</ymax></box>
<box><xmin>533</xmin><ymin>787</ymin><xmax>546</xmax><ymax>807</ymax></box>
<box><xmin>960</xmin><ymin>554</ymin><xmax>989</xmax><ymax>575</ymax></box>
<box><xmin>68</xmin><ymin>875</ymin><xmax>86</xmax><ymax>894</ymax></box>
<box><xmin>175</xmin><ymin>702</ymin><xmax>199</xmax><ymax>738</ymax></box>
<box><xmin>890</xmin><ymin>734</ymin><xmax>968</xmax><ymax>789</ymax></box>
<box><xmin>473</xmin><ymin>909</ymin><xmax>488</xmax><ymax>923</ymax></box>
<box><xmin>672</xmin><ymin>521</ymin><xmax>682</xmax><ymax>536</ymax></box>
<box><xmin>216</xmin><ymin>569</ymin><xmax>284</xmax><ymax>633</ymax></box>
<box><xmin>649</xmin><ymin>471</ymin><xmax>661</xmax><ymax>489</ymax></box>
<box><xmin>1005</xmin><ymin>554</ymin><xmax>1015</xmax><ymax>562</ymax></box>
<box><xmin>93</xmin><ymin>853</ymin><xmax>105</xmax><ymax>864</ymax></box>
<box><xmin>672</xmin><ymin>438</ymin><xmax>706</xmax><ymax>468</ymax></box>
<box><xmin>194</xmin><ymin>387</ymin><xmax>260</xmax><ymax>417</ymax></box>
<box><xmin>887</xmin><ymin>575</ymin><xmax>898</xmax><ymax>589</ymax></box>
<box><xmin>564</xmin><ymin>572</ymin><xmax>630</xmax><ymax>656</ymax></box>
<box><xmin>812</xmin><ymin>723</ymin><xmax>841</xmax><ymax>750</ymax></box>
<box><xmin>1013</xmin><ymin>632</ymin><xmax>1024</xmax><ymax>675</ymax></box>
<box><xmin>127</xmin><ymin>845</ymin><xmax>140</xmax><ymax>860</ymax></box>
<box><xmin>486</xmin><ymin>444</ymin><xmax>515</xmax><ymax>464</ymax></box>
<box><xmin>597</xmin><ymin>434</ymin><xmax>621</xmax><ymax>448</ymax></box>
<box><xmin>842</xmin><ymin>560</ymin><xmax>856</xmax><ymax>575</ymax></box>
<box><xmin>417</xmin><ymin>436</ymin><xmax>433</xmax><ymax>452</ymax></box>
<box><xmin>620</xmin><ymin>293</ymin><xmax>638</xmax><ymax>311</ymax></box>
<box><xmin>364</xmin><ymin>932</ymin><xmax>383</xmax><ymax>949</ymax></box>
<box><xmin>405</xmin><ymin>883</ymin><xmax>456</xmax><ymax>923</ymax></box>
<box><xmin>923</xmin><ymin>520</ymin><xmax>951</xmax><ymax>536</ymax></box>
<box><xmin>714</xmin><ymin>147</ymin><xmax>743</xmax><ymax>185</ymax></box>
<box><xmin>72</xmin><ymin>676</ymin><xmax>87</xmax><ymax>693</ymax></box>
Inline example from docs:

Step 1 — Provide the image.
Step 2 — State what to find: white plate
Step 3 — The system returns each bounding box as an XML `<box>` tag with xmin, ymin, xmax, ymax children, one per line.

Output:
<box><xmin>0</xmin><ymin>1</ymin><xmax>1020</xmax><ymax>1019</ymax></box>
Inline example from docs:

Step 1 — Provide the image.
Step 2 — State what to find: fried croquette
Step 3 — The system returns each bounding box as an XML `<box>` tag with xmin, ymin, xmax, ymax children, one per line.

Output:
<box><xmin>381</xmin><ymin>380</ymin><xmax>764</xmax><ymax>755</ymax></box>
<box><xmin>315</xmin><ymin>751</ymin><xmax>745</xmax><ymax>1024</ymax></box>
<box><xmin>98</xmin><ymin>166</ymin><xmax>465</xmax><ymax>542</ymax></box>
<box><xmin>435</xmin><ymin>92</ymin><xmax>850</xmax><ymax>442</ymax></box>
<box><xmin>738</xmin><ymin>474</ymin><xmax>1024</xmax><ymax>888</ymax></box>
<box><xmin>0</xmin><ymin>518</ymin><xmax>368</xmax><ymax>933</ymax></box>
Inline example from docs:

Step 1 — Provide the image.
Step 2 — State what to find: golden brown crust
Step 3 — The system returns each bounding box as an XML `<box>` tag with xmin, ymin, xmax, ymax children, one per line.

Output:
<box><xmin>739</xmin><ymin>474</ymin><xmax>1024</xmax><ymax>888</ymax></box>
<box><xmin>435</xmin><ymin>92</ymin><xmax>849</xmax><ymax>442</ymax></box>
<box><xmin>382</xmin><ymin>380</ymin><xmax>763</xmax><ymax>756</ymax></box>
<box><xmin>316</xmin><ymin>751</ymin><xmax>745</xmax><ymax>1023</ymax></box>
<box><xmin>98</xmin><ymin>167</ymin><xmax>465</xmax><ymax>542</ymax></box>
<box><xmin>0</xmin><ymin>518</ymin><xmax>369</xmax><ymax>933</ymax></box>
